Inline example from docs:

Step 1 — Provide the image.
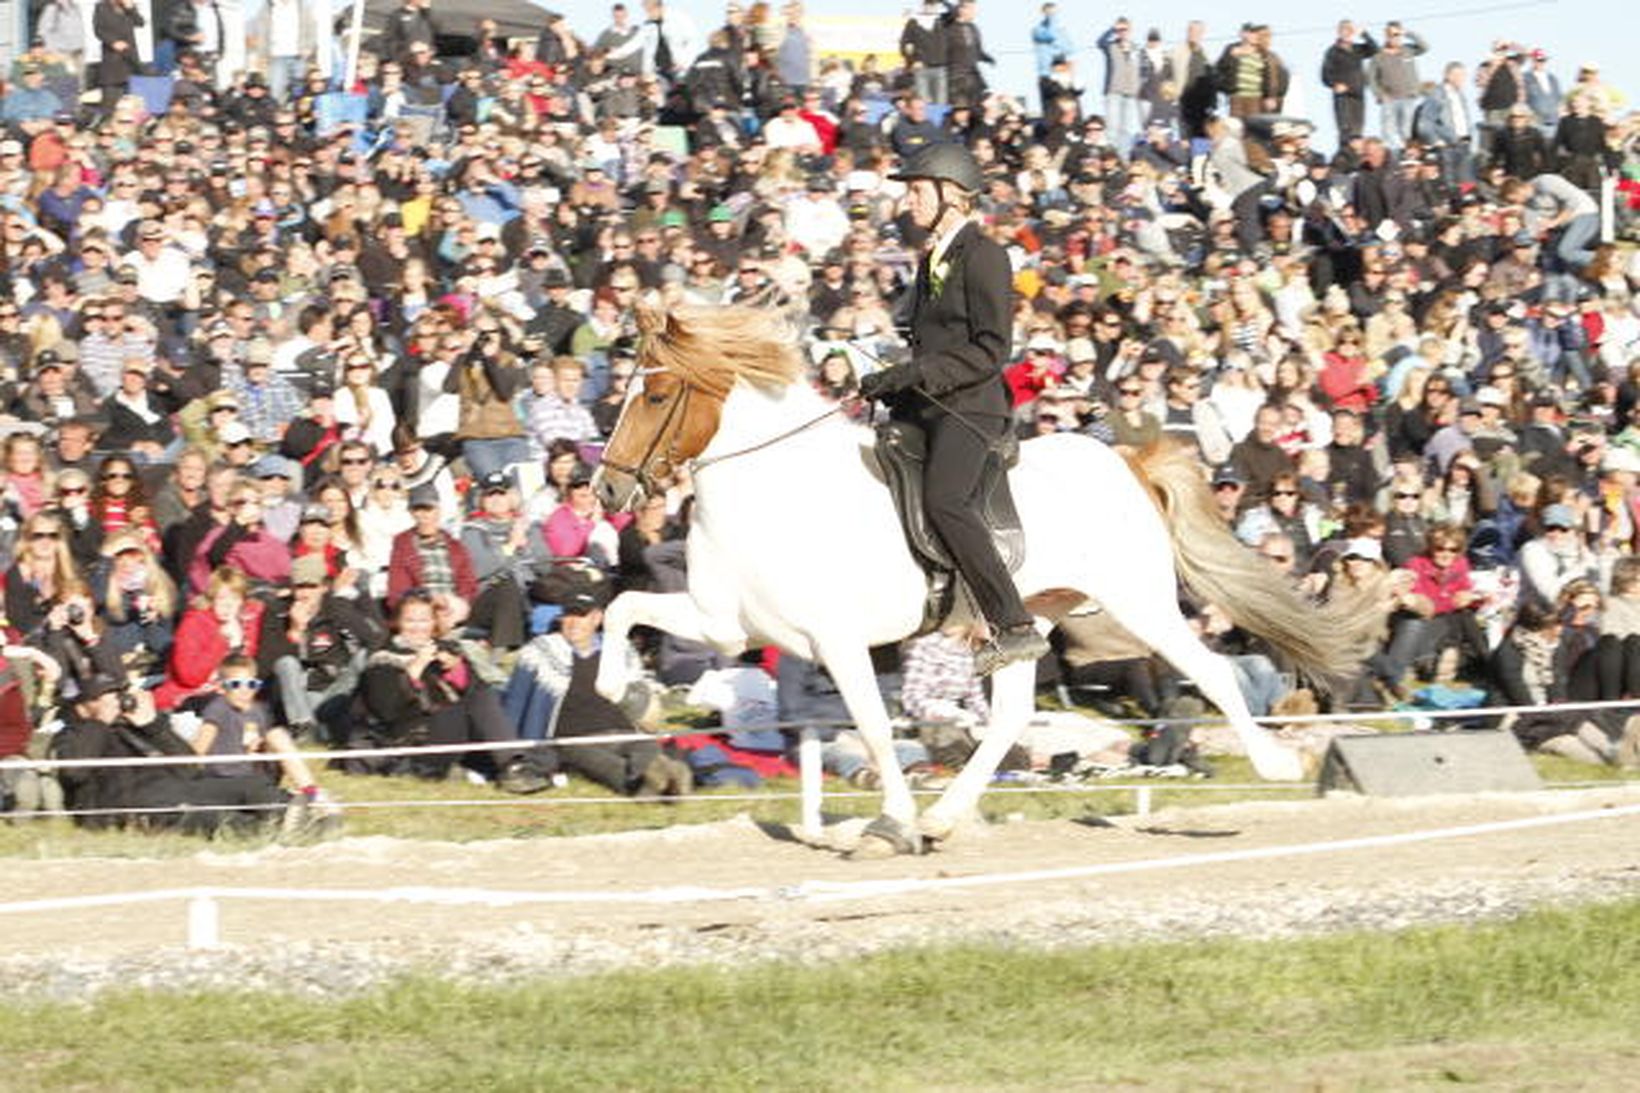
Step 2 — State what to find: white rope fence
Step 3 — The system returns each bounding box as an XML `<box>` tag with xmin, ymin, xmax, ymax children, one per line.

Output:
<box><xmin>3</xmin><ymin>696</ymin><xmax>1638</xmax><ymax>834</ymax></box>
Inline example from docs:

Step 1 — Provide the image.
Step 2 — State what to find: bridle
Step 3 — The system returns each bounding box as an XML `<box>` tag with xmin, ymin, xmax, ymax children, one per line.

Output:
<box><xmin>597</xmin><ymin>366</ymin><xmax>706</xmax><ymax>498</ymax></box>
<box><xmin>602</xmin><ymin>364</ymin><xmax>846</xmax><ymax>496</ymax></box>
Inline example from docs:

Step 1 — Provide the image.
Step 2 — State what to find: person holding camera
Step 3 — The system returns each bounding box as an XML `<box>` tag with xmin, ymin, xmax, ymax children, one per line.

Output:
<box><xmin>357</xmin><ymin>590</ymin><xmax>552</xmax><ymax>793</ymax></box>
<box><xmin>36</xmin><ymin>579</ymin><xmax>125</xmax><ymax>703</ymax></box>
<box><xmin>448</xmin><ymin>313</ymin><xmax>530</xmax><ymax>482</ymax></box>
<box><xmin>258</xmin><ymin>554</ymin><xmax>385</xmax><ymax>744</ymax></box>
<box><xmin>53</xmin><ymin>674</ymin><xmax>288</xmax><ymax>834</ymax></box>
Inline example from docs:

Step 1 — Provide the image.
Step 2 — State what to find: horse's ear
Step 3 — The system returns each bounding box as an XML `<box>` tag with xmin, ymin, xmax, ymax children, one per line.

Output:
<box><xmin>634</xmin><ymin>301</ymin><xmax>667</xmax><ymax>337</ymax></box>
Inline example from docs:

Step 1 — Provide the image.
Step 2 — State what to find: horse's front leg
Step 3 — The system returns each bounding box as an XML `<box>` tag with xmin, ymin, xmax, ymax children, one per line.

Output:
<box><xmin>814</xmin><ymin>639</ymin><xmax>921</xmax><ymax>858</ymax></box>
<box><xmin>595</xmin><ymin>591</ymin><xmax>745</xmax><ymax>706</ymax></box>
<box><xmin>920</xmin><ymin>656</ymin><xmax>1036</xmax><ymax>843</ymax></box>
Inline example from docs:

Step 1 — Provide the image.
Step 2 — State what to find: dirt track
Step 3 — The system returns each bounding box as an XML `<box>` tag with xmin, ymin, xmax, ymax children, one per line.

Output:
<box><xmin>4</xmin><ymin>786</ymin><xmax>1640</xmax><ymax>995</ymax></box>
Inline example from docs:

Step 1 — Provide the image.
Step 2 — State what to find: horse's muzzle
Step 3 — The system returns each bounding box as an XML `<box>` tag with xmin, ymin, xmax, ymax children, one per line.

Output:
<box><xmin>592</xmin><ymin>466</ymin><xmax>639</xmax><ymax>513</ymax></box>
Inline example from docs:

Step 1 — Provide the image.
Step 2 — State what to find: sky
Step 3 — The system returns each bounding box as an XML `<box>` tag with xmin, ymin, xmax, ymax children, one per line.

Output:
<box><xmin>528</xmin><ymin>0</ymin><xmax>1624</xmax><ymax>151</ymax></box>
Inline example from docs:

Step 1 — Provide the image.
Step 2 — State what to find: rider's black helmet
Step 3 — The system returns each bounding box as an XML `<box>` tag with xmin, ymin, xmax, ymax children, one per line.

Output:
<box><xmin>890</xmin><ymin>142</ymin><xmax>985</xmax><ymax>194</ymax></box>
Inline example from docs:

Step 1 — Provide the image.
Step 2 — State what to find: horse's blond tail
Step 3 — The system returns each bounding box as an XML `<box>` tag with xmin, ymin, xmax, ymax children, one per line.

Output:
<box><xmin>1129</xmin><ymin>444</ymin><xmax>1369</xmax><ymax>694</ymax></box>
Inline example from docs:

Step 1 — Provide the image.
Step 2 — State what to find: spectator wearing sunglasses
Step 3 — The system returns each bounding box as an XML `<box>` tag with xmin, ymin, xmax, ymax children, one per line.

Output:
<box><xmin>193</xmin><ymin>654</ymin><xmax>334</xmax><ymax>820</ymax></box>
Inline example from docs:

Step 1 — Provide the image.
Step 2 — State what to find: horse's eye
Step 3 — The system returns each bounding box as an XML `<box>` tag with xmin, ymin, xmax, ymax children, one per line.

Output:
<box><xmin>646</xmin><ymin>392</ymin><xmax>669</xmax><ymax>406</ymax></box>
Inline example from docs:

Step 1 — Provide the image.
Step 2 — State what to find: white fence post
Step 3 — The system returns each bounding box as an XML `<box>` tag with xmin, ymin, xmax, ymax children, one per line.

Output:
<box><xmin>799</xmin><ymin>727</ymin><xmax>823</xmax><ymax>841</ymax></box>
<box><xmin>1135</xmin><ymin>785</ymin><xmax>1152</xmax><ymax>817</ymax></box>
<box><xmin>186</xmin><ymin>892</ymin><xmax>220</xmax><ymax>949</ymax></box>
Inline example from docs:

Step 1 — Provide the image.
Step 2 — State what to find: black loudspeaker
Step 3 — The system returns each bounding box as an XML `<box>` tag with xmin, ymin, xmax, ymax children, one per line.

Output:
<box><xmin>1318</xmin><ymin>731</ymin><xmax>1543</xmax><ymax>796</ymax></box>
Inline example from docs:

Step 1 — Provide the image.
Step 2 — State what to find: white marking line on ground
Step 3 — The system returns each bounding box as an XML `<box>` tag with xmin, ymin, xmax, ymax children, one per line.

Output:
<box><xmin>3</xmin><ymin>800</ymin><xmax>1638</xmax><ymax>930</ymax></box>
<box><xmin>794</xmin><ymin>801</ymin><xmax>1640</xmax><ymax>902</ymax></box>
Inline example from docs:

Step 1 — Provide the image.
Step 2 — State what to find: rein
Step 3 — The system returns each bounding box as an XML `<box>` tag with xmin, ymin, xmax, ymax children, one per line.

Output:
<box><xmin>690</xmin><ymin>402</ymin><xmax>847</xmax><ymax>475</ymax></box>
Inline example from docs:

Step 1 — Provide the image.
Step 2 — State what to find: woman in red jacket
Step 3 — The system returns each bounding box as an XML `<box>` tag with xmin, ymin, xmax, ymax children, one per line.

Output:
<box><xmin>155</xmin><ymin>568</ymin><xmax>265</xmax><ymax>711</ymax></box>
<box><xmin>1405</xmin><ymin>524</ymin><xmax>1489</xmax><ymax>683</ymax></box>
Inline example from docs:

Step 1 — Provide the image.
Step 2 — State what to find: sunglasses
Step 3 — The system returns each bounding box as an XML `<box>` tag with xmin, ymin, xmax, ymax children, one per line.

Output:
<box><xmin>28</xmin><ymin>530</ymin><xmax>60</xmax><ymax>541</ymax></box>
<box><xmin>1394</xmin><ymin>492</ymin><xmax>1421</xmax><ymax>500</ymax></box>
<box><xmin>1118</xmin><ymin>388</ymin><xmax>1143</xmax><ymax>396</ymax></box>
<box><xmin>222</xmin><ymin>678</ymin><xmax>264</xmax><ymax>691</ymax></box>
<box><xmin>101</xmin><ymin>471</ymin><xmax>133</xmax><ymax>481</ymax></box>
<box><xmin>57</xmin><ymin>486</ymin><xmax>87</xmax><ymax>496</ymax></box>
<box><xmin>341</xmin><ymin>456</ymin><xmax>372</xmax><ymax>465</ymax></box>
<box><xmin>1270</xmin><ymin>489</ymin><xmax>1298</xmax><ymax>497</ymax></box>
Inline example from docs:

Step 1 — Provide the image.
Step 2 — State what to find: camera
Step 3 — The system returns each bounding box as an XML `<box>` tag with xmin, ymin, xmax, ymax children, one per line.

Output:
<box><xmin>66</xmin><ymin>603</ymin><xmax>86</xmax><ymax>627</ymax></box>
<box><xmin>118</xmin><ymin>690</ymin><xmax>137</xmax><ymax>715</ymax></box>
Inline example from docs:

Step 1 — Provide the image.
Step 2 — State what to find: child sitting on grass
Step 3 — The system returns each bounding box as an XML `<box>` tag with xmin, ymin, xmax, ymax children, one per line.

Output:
<box><xmin>194</xmin><ymin>654</ymin><xmax>339</xmax><ymax>835</ymax></box>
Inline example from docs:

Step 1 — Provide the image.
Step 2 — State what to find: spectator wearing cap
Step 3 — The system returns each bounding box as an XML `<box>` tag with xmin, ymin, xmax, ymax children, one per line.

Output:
<box><xmin>387</xmin><ymin>484</ymin><xmax>480</xmax><ymax>611</ymax></box>
<box><xmin>1</xmin><ymin>63</ymin><xmax>63</xmax><ymax>130</ymax></box>
<box><xmin>229</xmin><ymin>340</ymin><xmax>302</xmax><ymax>447</ymax></box>
<box><xmin>91</xmin><ymin>527</ymin><xmax>178</xmax><ymax>667</ymax></box>
<box><xmin>500</xmin><ymin>575</ymin><xmax>691</xmax><ymax>798</ymax></box>
<box><xmin>458</xmin><ymin>470</ymin><xmax>540</xmax><ymax>649</ymax></box>
<box><xmin>258</xmin><ymin>552</ymin><xmax>385</xmax><ymax>744</ymax></box>
<box><xmin>15</xmin><ymin>348</ymin><xmax>97</xmax><ymax>426</ymax></box>
<box><xmin>1004</xmin><ymin>332</ymin><xmax>1063</xmax><ymax>410</ymax></box>
<box><xmin>100</xmin><ymin>356</ymin><xmax>177</xmax><ymax>459</ymax></box>
<box><xmin>1518</xmin><ymin>501</ymin><xmax>1599</xmax><ymax>610</ymax></box>
<box><xmin>524</xmin><ymin>265</ymin><xmax>582</xmax><ymax>356</ymax></box>
<box><xmin>123</xmin><ymin>220</ymin><xmax>191</xmax><ymax>305</ymax></box>
<box><xmin>250</xmin><ymin>454</ymin><xmax>304</xmax><ymax>542</ymax></box>
<box><xmin>1492</xmin><ymin>102</ymin><xmax>1551</xmax><ymax>181</ymax></box>
<box><xmin>785</xmin><ymin>176</ymin><xmax>850</xmax><ymax>260</ymax></box>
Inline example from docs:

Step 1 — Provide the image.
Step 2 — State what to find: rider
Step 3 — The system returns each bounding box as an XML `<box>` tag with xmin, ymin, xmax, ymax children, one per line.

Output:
<box><xmin>857</xmin><ymin>143</ymin><xmax>1051</xmax><ymax>675</ymax></box>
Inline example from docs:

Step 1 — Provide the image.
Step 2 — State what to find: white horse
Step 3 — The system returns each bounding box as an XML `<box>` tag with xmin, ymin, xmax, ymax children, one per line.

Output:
<box><xmin>592</xmin><ymin>306</ymin><xmax>1360</xmax><ymax>856</ymax></box>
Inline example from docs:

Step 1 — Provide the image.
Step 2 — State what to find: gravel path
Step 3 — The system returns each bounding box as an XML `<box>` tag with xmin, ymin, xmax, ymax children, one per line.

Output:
<box><xmin>4</xmin><ymin>787</ymin><xmax>1640</xmax><ymax>1003</ymax></box>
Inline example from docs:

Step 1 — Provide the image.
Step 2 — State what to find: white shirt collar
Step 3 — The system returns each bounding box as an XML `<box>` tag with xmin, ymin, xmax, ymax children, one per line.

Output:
<box><xmin>929</xmin><ymin>217</ymin><xmax>970</xmax><ymax>268</ymax></box>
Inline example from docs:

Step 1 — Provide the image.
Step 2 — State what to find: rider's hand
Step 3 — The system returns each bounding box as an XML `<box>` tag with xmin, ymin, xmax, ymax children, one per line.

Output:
<box><xmin>858</xmin><ymin>364</ymin><xmax>916</xmax><ymax>401</ymax></box>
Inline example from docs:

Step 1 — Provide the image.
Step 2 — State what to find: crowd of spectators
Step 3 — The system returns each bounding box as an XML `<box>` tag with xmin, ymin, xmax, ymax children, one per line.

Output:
<box><xmin>1</xmin><ymin>0</ymin><xmax>1639</xmax><ymax>833</ymax></box>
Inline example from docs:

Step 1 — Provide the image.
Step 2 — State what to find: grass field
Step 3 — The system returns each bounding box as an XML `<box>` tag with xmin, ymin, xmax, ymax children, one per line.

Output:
<box><xmin>2</xmin><ymin>749</ymin><xmax>1634</xmax><ymax>859</ymax></box>
<box><xmin>4</xmin><ymin>898</ymin><xmax>1640</xmax><ymax>1090</ymax></box>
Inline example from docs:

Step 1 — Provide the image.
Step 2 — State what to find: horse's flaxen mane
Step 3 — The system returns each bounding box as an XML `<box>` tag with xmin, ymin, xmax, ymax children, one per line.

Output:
<box><xmin>635</xmin><ymin>304</ymin><xmax>805</xmax><ymax>399</ymax></box>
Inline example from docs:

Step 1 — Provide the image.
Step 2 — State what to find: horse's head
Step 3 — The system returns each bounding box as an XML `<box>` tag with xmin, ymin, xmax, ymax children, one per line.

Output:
<box><xmin>594</xmin><ymin>304</ymin><xmax>727</xmax><ymax>512</ymax></box>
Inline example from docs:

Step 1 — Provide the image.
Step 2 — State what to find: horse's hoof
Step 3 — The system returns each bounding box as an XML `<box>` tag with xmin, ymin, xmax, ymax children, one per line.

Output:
<box><xmin>917</xmin><ymin>812</ymin><xmax>958</xmax><ymax>845</ymax></box>
<box><xmin>845</xmin><ymin>815</ymin><xmax>925</xmax><ymax>860</ymax></box>
<box><xmin>1249</xmin><ymin>742</ymin><xmax>1308</xmax><ymax>782</ymax></box>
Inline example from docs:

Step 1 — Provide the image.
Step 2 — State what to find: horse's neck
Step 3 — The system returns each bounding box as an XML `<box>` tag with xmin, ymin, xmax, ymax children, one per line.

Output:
<box><xmin>700</xmin><ymin>380</ymin><xmax>838</xmax><ymax>459</ymax></box>
<box><xmin>692</xmin><ymin>381</ymin><xmax>871</xmax><ymax>515</ymax></box>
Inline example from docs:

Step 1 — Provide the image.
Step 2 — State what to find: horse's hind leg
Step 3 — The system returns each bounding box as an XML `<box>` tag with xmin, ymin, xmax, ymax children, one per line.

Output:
<box><xmin>1100</xmin><ymin>596</ymin><xmax>1306</xmax><ymax>782</ymax></box>
<box><xmin>813</xmin><ymin>639</ymin><xmax>920</xmax><ymax>854</ymax></box>
<box><xmin>919</xmin><ymin>654</ymin><xmax>1036</xmax><ymax>842</ymax></box>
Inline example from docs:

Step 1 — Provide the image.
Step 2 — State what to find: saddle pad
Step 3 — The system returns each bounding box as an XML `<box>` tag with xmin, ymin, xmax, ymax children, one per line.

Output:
<box><xmin>875</xmin><ymin>420</ymin><xmax>1024</xmax><ymax>575</ymax></box>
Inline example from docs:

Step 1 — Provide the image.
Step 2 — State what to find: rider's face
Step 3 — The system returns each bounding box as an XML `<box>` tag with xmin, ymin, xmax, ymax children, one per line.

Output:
<box><xmin>904</xmin><ymin>179</ymin><xmax>942</xmax><ymax>231</ymax></box>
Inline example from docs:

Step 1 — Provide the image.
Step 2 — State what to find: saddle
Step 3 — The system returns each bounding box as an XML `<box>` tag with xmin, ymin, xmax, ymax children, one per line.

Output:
<box><xmin>874</xmin><ymin>420</ymin><xmax>1025</xmax><ymax>634</ymax></box>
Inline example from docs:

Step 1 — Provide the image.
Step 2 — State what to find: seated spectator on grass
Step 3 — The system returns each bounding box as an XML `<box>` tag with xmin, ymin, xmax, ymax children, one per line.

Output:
<box><xmin>355</xmin><ymin>590</ymin><xmax>554</xmax><ymax>794</ymax></box>
<box><xmin>258</xmin><ymin>554</ymin><xmax>385</xmax><ymax>744</ymax></box>
<box><xmin>91</xmin><ymin>529</ymin><xmax>177</xmax><ymax>673</ymax></box>
<box><xmin>155</xmin><ymin>567</ymin><xmax>263</xmax><ymax>711</ymax></box>
<box><xmin>53</xmin><ymin>674</ymin><xmax>289</xmax><ymax>835</ymax></box>
<box><xmin>193</xmin><ymin>655</ymin><xmax>333</xmax><ymax>820</ymax></box>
